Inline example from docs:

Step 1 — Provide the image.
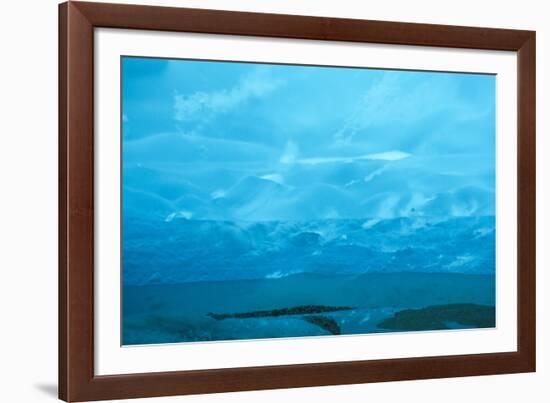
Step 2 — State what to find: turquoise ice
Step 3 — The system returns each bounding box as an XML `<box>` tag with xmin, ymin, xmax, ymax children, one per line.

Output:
<box><xmin>121</xmin><ymin>57</ymin><xmax>496</xmax><ymax>344</ymax></box>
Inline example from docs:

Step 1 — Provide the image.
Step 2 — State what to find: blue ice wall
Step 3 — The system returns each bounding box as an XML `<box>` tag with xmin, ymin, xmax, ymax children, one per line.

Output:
<box><xmin>121</xmin><ymin>57</ymin><xmax>496</xmax><ymax>285</ymax></box>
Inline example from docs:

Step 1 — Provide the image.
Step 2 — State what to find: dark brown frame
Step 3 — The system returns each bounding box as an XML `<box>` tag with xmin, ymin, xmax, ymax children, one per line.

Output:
<box><xmin>59</xmin><ymin>1</ymin><xmax>536</xmax><ymax>401</ymax></box>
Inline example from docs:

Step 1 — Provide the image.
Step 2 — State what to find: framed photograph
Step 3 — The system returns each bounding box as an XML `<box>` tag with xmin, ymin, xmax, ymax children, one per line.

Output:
<box><xmin>59</xmin><ymin>1</ymin><xmax>536</xmax><ymax>401</ymax></box>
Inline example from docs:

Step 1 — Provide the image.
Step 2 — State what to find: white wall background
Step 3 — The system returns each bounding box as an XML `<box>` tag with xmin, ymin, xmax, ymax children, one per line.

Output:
<box><xmin>0</xmin><ymin>0</ymin><xmax>546</xmax><ymax>402</ymax></box>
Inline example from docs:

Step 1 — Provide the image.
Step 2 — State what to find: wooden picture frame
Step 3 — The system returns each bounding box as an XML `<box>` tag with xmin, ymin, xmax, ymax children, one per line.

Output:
<box><xmin>59</xmin><ymin>1</ymin><xmax>536</xmax><ymax>401</ymax></box>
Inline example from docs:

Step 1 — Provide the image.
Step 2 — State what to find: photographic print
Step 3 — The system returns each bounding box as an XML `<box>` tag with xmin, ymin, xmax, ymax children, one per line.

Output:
<box><xmin>121</xmin><ymin>57</ymin><xmax>496</xmax><ymax>345</ymax></box>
